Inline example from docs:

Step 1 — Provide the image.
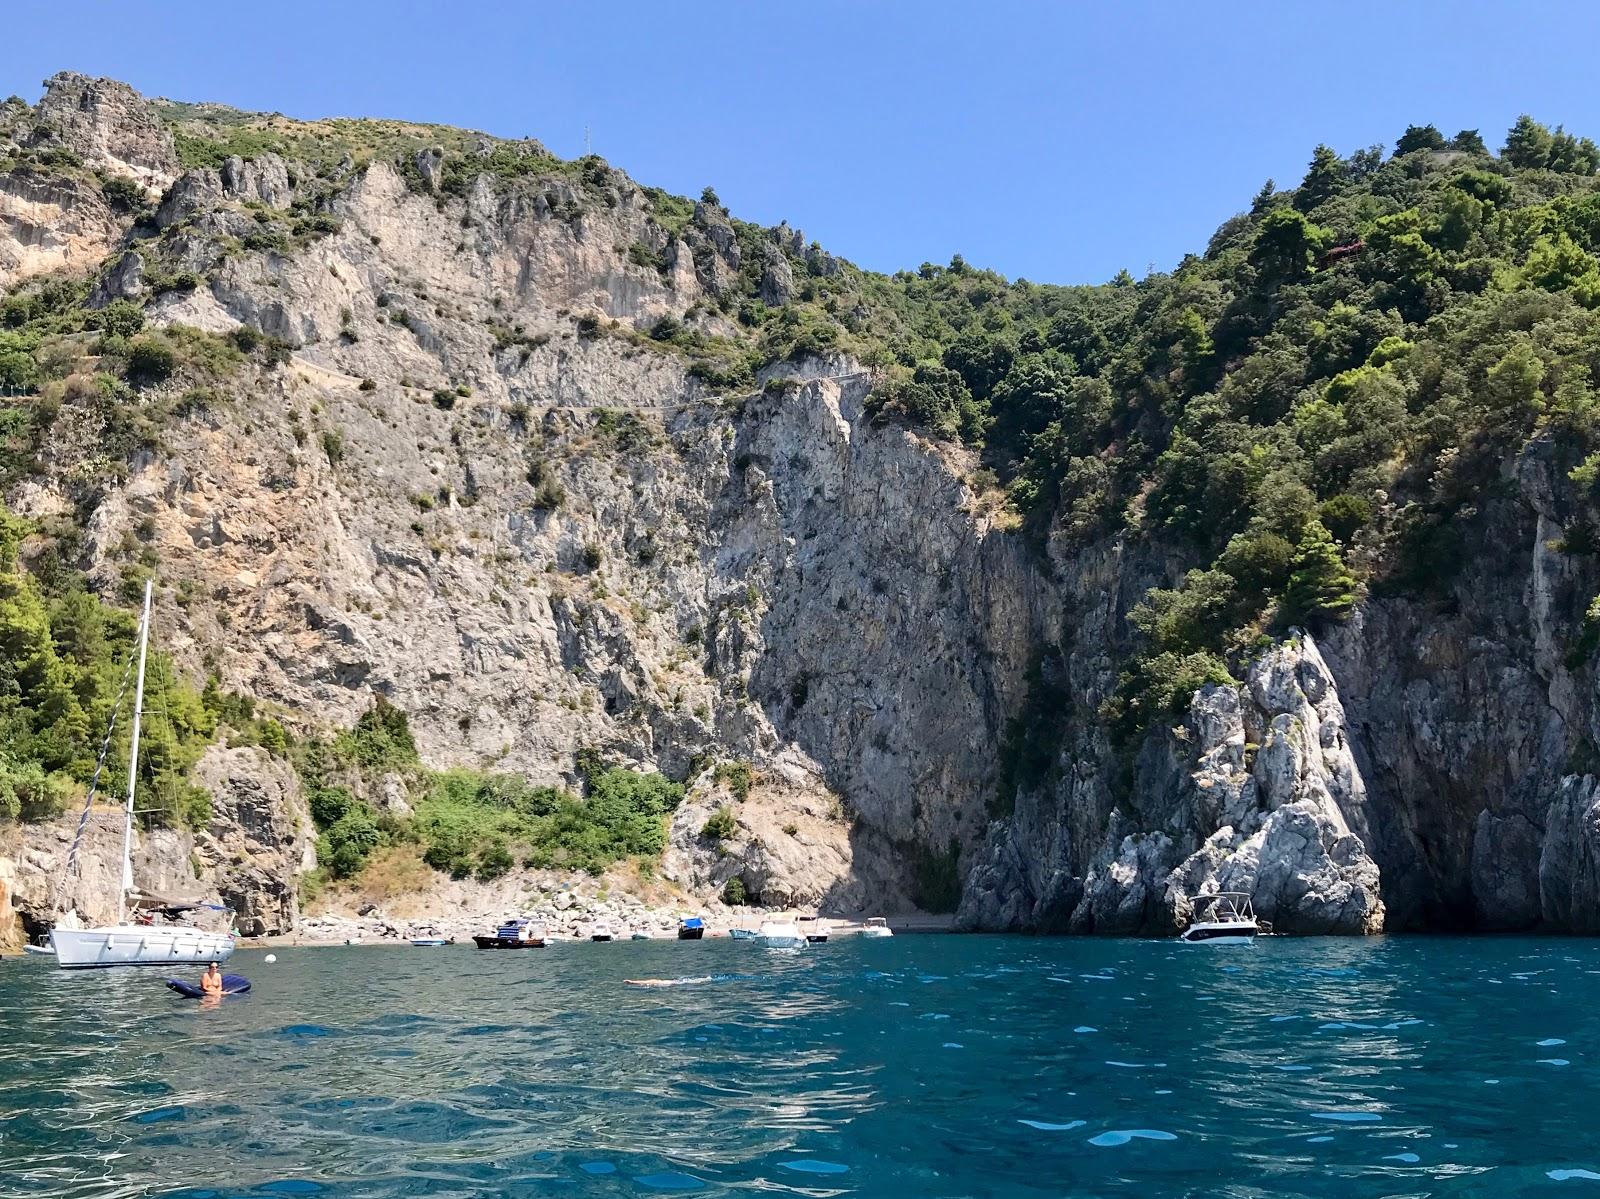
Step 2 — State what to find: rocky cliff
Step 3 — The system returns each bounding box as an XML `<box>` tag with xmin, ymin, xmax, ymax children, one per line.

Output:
<box><xmin>5</xmin><ymin>73</ymin><xmax>1600</xmax><ymax>940</ymax></box>
<box><xmin>959</xmin><ymin>435</ymin><xmax>1600</xmax><ymax>935</ymax></box>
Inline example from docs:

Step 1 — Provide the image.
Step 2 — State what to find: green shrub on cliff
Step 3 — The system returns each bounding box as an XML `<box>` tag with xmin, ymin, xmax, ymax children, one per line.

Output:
<box><xmin>297</xmin><ymin>706</ymin><xmax>686</xmax><ymax>883</ymax></box>
<box><xmin>700</xmin><ymin>806</ymin><xmax>737</xmax><ymax>842</ymax></box>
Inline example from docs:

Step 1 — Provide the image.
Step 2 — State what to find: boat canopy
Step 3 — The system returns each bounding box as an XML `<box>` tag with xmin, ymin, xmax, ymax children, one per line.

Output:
<box><xmin>680</xmin><ymin>916</ymin><xmax>704</xmax><ymax>929</ymax></box>
<box><xmin>129</xmin><ymin>890</ymin><xmax>228</xmax><ymax>915</ymax></box>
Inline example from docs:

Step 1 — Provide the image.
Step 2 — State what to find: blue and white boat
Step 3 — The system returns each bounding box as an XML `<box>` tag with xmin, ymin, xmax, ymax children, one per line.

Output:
<box><xmin>677</xmin><ymin>916</ymin><xmax>705</xmax><ymax>941</ymax></box>
<box><xmin>729</xmin><ymin>925</ymin><xmax>757</xmax><ymax>941</ymax></box>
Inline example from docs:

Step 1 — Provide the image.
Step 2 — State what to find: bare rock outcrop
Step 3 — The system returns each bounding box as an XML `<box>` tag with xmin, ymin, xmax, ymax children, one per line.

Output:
<box><xmin>193</xmin><ymin>745</ymin><xmax>314</xmax><ymax>936</ymax></box>
<box><xmin>965</xmin><ymin>633</ymin><xmax>1386</xmax><ymax>935</ymax></box>
<box><xmin>0</xmin><ymin>171</ymin><xmax>122</xmax><ymax>286</ymax></box>
<box><xmin>30</xmin><ymin>71</ymin><xmax>178</xmax><ymax>188</ymax></box>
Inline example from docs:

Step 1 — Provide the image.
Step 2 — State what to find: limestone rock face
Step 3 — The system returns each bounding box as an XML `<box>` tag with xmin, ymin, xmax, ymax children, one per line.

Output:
<box><xmin>758</xmin><ymin>249</ymin><xmax>794</xmax><ymax>306</ymax></box>
<box><xmin>0</xmin><ymin>171</ymin><xmax>122</xmax><ymax>287</ymax></box>
<box><xmin>964</xmin><ymin>633</ymin><xmax>1386</xmax><ymax>936</ymax></box>
<box><xmin>192</xmin><ymin>745</ymin><xmax>314</xmax><ymax>935</ymax></box>
<box><xmin>0</xmin><ymin>800</ymin><xmax>213</xmax><ymax>947</ymax></box>
<box><xmin>30</xmin><ymin>71</ymin><xmax>178</xmax><ymax>188</ymax></box>
<box><xmin>221</xmin><ymin>153</ymin><xmax>292</xmax><ymax>209</ymax></box>
<box><xmin>88</xmin><ymin>248</ymin><xmax>145</xmax><ymax>306</ymax></box>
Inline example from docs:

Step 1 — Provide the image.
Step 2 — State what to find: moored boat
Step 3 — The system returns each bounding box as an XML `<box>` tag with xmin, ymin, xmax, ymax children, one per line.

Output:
<box><xmin>1178</xmin><ymin>893</ymin><xmax>1259</xmax><ymax>945</ymax></box>
<box><xmin>798</xmin><ymin>915</ymin><xmax>829</xmax><ymax>943</ymax></box>
<box><xmin>756</xmin><ymin>919</ymin><xmax>806</xmax><ymax>950</ymax></box>
<box><xmin>859</xmin><ymin>917</ymin><xmax>893</xmax><ymax>938</ymax></box>
<box><xmin>677</xmin><ymin>916</ymin><xmax>705</xmax><ymax>940</ymax></box>
<box><xmin>49</xmin><ymin>583</ymin><xmax>236</xmax><ymax>970</ymax></box>
<box><xmin>472</xmin><ymin>918</ymin><xmax>547</xmax><ymax>949</ymax></box>
<box><xmin>591</xmin><ymin>921</ymin><xmax>614</xmax><ymax>942</ymax></box>
<box><xmin>630</xmin><ymin>930</ymin><xmax>652</xmax><ymax>941</ymax></box>
<box><xmin>729</xmin><ymin>925</ymin><xmax>757</xmax><ymax>941</ymax></box>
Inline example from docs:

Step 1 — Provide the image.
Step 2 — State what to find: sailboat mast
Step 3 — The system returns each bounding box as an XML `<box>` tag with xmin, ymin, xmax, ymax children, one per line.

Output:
<box><xmin>119</xmin><ymin>579</ymin><xmax>153</xmax><ymax>925</ymax></box>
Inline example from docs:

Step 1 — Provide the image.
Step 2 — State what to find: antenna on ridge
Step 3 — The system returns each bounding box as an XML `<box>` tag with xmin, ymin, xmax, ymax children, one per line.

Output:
<box><xmin>585</xmin><ymin>124</ymin><xmax>591</xmax><ymax>156</ymax></box>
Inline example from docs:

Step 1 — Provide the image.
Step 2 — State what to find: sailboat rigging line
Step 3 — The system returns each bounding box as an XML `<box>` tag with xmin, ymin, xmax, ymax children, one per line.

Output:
<box><xmin>50</xmin><ymin>637</ymin><xmax>140</xmax><ymax>915</ymax></box>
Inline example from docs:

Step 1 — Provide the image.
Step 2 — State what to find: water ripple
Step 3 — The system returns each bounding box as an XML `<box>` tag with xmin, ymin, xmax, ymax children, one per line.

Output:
<box><xmin>2</xmin><ymin>936</ymin><xmax>1597</xmax><ymax>1196</ymax></box>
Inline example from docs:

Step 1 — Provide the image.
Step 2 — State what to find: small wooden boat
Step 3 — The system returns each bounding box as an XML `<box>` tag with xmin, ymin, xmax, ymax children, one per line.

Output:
<box><xmin>410</xmin><ymin>937</ymin><xmax>452</xmax><ymax>947</ymax></box>
<box><xmin>860</xmin><ymin>917</ymin><xmax>893</xmax><ymax>938</ymax></box>
<box><xmin>472</xmin><ymin>919</ymin><xmax>547</xmax><ymax>949</ymax></box>
<box><xmin>677</xmin><ymin>916</ymin><xmax>705</xmax><ymax>940</ymax></box>
<box><xmin>729</xmin><ymin>926</ymin><xmax>757</xmax><ymax>941</ymax></box>
<box><xmin>630</xmin><ymin>930</ymin><xmax>652</xmax><ymax>941</ymax></box>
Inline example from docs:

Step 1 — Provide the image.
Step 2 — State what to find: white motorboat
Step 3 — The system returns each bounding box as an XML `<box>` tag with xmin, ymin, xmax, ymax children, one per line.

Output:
<box><xmin>798</xmin><ymin>915</ymin><xmax>829</xmax><ymax>943</ymax></box>
<box><xmin>591</xmin><ymin>921</ymin><xmax>614</xmax><ymax>942</ymax></box>
<box><xmin>1178</xmin><ymin>893</ymin><xmax>1260</xmax><ymax>945</ymax></box>
<box><xmin>756</xmin><ymin>919</ymin><xmax>806</xmax><ymax>950</ymax></box>
<box><xmin>859</xmin><ymin>917</ymin><xmax>894</xmax><ymax>938</ymax></box>
<box><xmin>50</xmin><ymin>582</ymin><xmax>236</xmax><ymax>970</ymax></box>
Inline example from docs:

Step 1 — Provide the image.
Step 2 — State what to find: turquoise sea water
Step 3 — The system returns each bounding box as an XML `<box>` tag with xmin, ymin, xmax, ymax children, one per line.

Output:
<box><xmin>4</xmin><ymin>935</ymin><xmax>1600</xmax><ymax>1197</ymax></box>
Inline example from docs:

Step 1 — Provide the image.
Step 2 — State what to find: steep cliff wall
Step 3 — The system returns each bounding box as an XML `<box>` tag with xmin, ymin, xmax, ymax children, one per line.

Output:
<box><xmin>961</xmin><ymin>436</ymin><xmax>1600</xmax><ymax>934</ymax></box>
<box><xmin>6</xmin><ymin>74</ymin><xmax>1600</xmax><ymax>939</ymax></box>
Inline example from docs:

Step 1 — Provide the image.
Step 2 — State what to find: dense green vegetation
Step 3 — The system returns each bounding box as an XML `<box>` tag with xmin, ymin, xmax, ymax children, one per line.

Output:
<box><xmin>844</xmin><ymin>119</ymin><xmax>1600</xmax><ymax>742</ymax></box>
<box><xmin>0</xmin><ymin>503</ymin><xmax>216</xmax><ymax>827</ymax></box>
<box><xmin>298</xmin><ymin>700</ymin><xmax>686</xmax><ymax>885</ymax></box>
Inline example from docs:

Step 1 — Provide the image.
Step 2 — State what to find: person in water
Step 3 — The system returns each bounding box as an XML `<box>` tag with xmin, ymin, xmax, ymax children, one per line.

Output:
<box><xmin>200</xmin><ymin>961</ymin><xmax>224</xmax><ymax>996</ymax></box>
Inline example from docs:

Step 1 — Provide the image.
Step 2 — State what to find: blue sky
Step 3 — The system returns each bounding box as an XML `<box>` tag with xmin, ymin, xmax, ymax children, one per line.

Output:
<box><xmin>7</xmin><ymin>1</ymin><xmax>1600</xmax><ymax>285</ymax></box>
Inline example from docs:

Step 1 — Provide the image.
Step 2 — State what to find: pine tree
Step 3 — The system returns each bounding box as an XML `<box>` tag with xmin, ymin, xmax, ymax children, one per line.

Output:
<box><xmin>1295</xmin><ymin>145</ymin><xmax>1345</xmax><ymax>211</ymax></box>
<box><xmin>1250</xmin><ymin>178</ymin><xmax>1277</xmax><ymax>214</ymax></box>
<box><xmin>1395</xmin><ymin>124</ymin><xmax>1446</xmax><ymax>155</ymax></box>
<box><xmin>1503</xmin><ymin>115</ymin><xmax>1554</xmax><ymax>169</ymax></box>
<box><xmin>1280</xmin><ymin>520</ymin><xmax>1359</xmax><ymax>626</ymax></box>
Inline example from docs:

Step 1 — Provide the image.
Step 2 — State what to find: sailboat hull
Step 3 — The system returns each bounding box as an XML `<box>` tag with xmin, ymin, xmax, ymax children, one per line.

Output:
<box><xmin>51</xmin><ymin>926</ymin><xmax>235</xmax><ymax>969</ymax></box>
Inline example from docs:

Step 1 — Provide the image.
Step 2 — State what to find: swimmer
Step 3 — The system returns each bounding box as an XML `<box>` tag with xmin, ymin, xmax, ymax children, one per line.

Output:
<box><xmin>626</xmin><ymin>976</ymin><xmax>714</xmax><ymax>988</ymax></box>
<box><xmin>199</xmin><ymin>961</ymin><xmax>224</xmax><ymax>996</ymax></box>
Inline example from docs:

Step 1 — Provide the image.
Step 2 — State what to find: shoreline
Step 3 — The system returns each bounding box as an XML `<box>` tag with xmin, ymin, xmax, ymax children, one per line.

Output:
<box><xmin>239</xmin><ymin>911</ymin><xmax>955</xmax><ymax>949</ymax></box>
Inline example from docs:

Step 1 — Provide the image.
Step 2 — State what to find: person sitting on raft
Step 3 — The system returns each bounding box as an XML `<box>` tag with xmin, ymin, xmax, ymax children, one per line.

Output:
<box><xmin>200</xmin><ymin>961</ymin><xmax>224</xmax><ymax>996</ymax></box>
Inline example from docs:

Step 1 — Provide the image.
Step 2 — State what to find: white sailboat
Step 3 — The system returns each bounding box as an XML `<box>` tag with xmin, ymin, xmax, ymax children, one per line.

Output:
<box><xmin>49</xmin><ymin>581</ymin><xmax>235</xmax><ymax>969</ymax></box>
